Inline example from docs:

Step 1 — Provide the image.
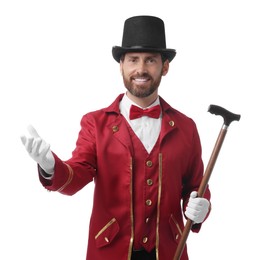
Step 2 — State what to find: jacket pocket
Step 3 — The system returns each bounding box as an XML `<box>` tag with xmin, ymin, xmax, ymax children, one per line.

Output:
<box><xmin>95</xmin><ymin>218</ymin><xmax>120</xmax><ymax>248</ymax></box>
<box><xmin>169</xmin><ymin>214</ymin><xmax>183</xmax><ymax>244</ymax></box>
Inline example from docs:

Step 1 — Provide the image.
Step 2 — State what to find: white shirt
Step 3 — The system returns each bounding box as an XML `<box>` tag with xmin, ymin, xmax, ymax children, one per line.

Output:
<box><xmin>119</xmin><ymin>93</ymin><xmax>162</xmax><ymax>153</ymax></box>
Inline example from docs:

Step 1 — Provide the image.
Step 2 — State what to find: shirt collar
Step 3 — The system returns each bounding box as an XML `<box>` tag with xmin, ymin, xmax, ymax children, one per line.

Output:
<box><xmin>119</xmin><ymin>92</ymin><xmax>160</xmax><ymax>119</ymax></box>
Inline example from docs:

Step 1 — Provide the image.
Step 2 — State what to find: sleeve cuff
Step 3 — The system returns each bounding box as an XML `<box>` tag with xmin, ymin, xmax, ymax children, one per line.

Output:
<box><xmin>38</xmin><ymin>166</ymin><xmax>54</xmax><ymax>180</ymax></box>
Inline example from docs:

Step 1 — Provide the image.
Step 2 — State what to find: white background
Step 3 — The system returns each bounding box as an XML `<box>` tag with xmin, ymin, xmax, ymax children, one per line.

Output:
<box><xmin>1</xmin><ymin>0</ymin><xmax>265</xmax><ymax>259</ymax></box>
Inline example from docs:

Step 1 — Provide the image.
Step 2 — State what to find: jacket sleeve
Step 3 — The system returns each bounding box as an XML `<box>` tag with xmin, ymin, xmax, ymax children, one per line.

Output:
<box><xmin>38</xmin><ymin>114</ymin><xmax>97</xmax><ymax>195</ymax></box>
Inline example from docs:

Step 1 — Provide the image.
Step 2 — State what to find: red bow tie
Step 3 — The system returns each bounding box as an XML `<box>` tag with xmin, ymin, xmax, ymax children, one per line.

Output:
<box><xmin>129</xmin><ymin>104</ymin><xmax>161</xmax><ymax>120</ymax></box>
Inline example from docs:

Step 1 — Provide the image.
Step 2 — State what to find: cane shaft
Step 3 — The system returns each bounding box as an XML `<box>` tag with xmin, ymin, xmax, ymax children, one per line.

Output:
<box><xmin>173</xmin><ymin>126</ymin><xmax>227</xmax><ymax>260</ymax></box>
<box><xmin>198</xmin><ymin>127</ymin><xmax>227</xmax><ymax>197</ymax></box>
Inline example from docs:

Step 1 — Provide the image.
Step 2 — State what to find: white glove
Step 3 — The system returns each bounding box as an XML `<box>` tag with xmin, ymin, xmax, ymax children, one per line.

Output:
<box><xmin>20</xmin><ymin>125</ymin><xmax>55</xmax><ymax>175</ymax></box>
<box><xmin>185</xmin><ymin>191</ymin><xmax>210</xmax><ymax>224</ymax></box>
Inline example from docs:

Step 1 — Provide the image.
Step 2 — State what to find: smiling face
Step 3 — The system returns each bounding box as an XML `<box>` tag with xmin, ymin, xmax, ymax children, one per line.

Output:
<box><xmin>120</xmin><ymin>52</ymin><xmax>169</xmax><ymax>105</ymax></box>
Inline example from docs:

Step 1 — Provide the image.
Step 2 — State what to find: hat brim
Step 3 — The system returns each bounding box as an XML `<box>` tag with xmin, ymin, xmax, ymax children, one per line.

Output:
<box><xmin>112</xmin><ymin>46</ymin><xmax>176</xmax><ymax>63</ymax></box>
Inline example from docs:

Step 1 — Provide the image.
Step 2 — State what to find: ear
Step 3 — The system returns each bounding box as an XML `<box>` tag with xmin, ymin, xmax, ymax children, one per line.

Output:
<box><xmin>162</xmin><ymin>60</ymin><xmax>169</xmax><ymax>76</ymax></box>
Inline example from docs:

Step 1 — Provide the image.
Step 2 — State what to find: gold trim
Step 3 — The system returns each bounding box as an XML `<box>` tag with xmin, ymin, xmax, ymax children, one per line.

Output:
<box><xmin>56</xmin><ymin>163</ymin><xmax>74</xmax><ymax>192</ymax></box>
<box><xmin>127</xmin><ymin>157</ymin><xmax>134</xmax><ymax>260</ymax></box>
<box><xmin>95</xmin><ymin>218</ymin><xmax>116</xmax><ymax>239</ymax></box>
<box><xmin>156</xmin><ymin>153</ymin><xmax>163</xmax><ymax>260</ymax></box>
<box><xmin>170</xmin><ymin>214</ymin><xmax>183</xmax><ymax>236</ymax></box>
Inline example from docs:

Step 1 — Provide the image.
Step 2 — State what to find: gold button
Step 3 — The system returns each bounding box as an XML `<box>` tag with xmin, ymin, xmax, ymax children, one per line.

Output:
<box><xmin>145</xmin><ymin>218</ymin><xmax>150</xmax><ymax>223</ymax></box>
<box><xmin>175</xmin><ymin>234</ymin><xmax>179</xmax><ymax>240</ymax></box>
<box><xmin>147</xmin><ymin>179</ymin><xmax>153</xmax><ymax>186</ymax></box>
<box><xmin>143</xmin><ymin>237</ymin><xmax>148</xmax><ymax>243</ymax></box>
<box><xmin>146</xmin><ymin>160</ymin><xmax>153</xmax><ymax>167</ymax></box>
<box><xmin>112</xmin><ymin>125</ymin><xmax>119</xmax><ymax>133</ymax></box>
<box><xmin>146</xmin><ymin>199</ymin><xmax>152</xmax><ymax>206</ymax></box>
<box><xmin>104</xmin><ymin>237</ymin><xmax>109</xmax><ymax>243</ymax></box>
<box><xmin>169</xmin><ymin>120</ymin><xmax>175</xmax><ymax>127</ymax></box>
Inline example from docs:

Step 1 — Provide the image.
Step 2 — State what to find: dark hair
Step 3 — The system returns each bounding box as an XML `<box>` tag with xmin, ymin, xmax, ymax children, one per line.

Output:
<box><xmin>160</xmin><ymin>54</ymin><xmax>168</xmax><ymax>63</ymax></box>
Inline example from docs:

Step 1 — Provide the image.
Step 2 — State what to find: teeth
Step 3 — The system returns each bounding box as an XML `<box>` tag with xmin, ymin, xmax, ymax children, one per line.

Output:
<box><xmin>134</xmin><ymin>78</ymin><xmax>148</xmax><ymax>82</ymax></box>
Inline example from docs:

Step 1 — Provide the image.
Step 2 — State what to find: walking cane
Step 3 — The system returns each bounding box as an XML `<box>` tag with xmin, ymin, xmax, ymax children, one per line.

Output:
<box><xmin>173</xmin><ymin>104</ymin><xmax>241</xmax><ymax>260</ymax></box>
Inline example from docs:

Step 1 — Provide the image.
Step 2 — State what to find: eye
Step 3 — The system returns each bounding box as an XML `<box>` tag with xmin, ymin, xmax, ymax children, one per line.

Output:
<box><xmin>128</xmin><ymin>57</ymin><xmax>137</xmax><ymax>63</ymax></box>
<box><xmin>146</xmin><ymin>58</ymin><xmax>156</xmax><ymax>64</ymax></box>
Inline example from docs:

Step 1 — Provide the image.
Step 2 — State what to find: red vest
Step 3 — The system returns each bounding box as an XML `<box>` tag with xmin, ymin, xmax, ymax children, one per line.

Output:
<box><xmin>127</xmin><ymin>122</ymin><xmax>160</xmax><ymax>252</ymax></box>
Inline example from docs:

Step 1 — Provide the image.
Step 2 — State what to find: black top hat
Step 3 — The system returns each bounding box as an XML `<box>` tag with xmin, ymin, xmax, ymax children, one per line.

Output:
<box><xmin>112</xmin><ymin>15</ymin><xmax>176</xmax><ymax>63</ymax></box>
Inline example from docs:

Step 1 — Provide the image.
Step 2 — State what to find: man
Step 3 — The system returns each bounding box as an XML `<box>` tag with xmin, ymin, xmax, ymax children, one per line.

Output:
<box><xmin>21</xmin><ymin>16</ymin><xmax>211</xmax><ymax>260</ymax></box>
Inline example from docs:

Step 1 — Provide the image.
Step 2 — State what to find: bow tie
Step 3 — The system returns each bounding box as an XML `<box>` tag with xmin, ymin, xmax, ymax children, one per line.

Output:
<box><xmin>129</xmin><ymin>104</ymin><xmax>161</xmax><ymax>120</ymax></box>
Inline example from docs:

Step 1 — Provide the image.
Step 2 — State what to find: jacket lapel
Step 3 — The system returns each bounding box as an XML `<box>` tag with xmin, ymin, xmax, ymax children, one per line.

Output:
<box><xmin>159</xmin><ymin>97</ymin><xmax>179</xmax><ymax>142</ymax></box>
<box><xmin>104</xmin><ymin>94</ymin><xmax>134</xmax><ymax>154</ymax></box>
<box><xmin>107</xmin><ymin>115</ymin><xmax>134</xmax><ymax>155</ymax></box>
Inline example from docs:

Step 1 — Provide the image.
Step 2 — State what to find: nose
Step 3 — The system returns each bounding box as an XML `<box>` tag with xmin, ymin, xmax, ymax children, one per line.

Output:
<box><xmin>136</xmin><ymin>60</ymin><xmax>147</xmax><ymax>74</ymax></box>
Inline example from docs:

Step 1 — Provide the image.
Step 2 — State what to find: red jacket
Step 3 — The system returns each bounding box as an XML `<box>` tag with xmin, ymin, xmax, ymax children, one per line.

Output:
<box><xmin>39</xmin><ymin>94</ymin><xmax>211</xmax><ymax>260</ymax></box>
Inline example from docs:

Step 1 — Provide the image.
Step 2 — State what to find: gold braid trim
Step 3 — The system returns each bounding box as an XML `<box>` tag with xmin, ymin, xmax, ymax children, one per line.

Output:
<box><xmin>56</xmin><ymin>163</ymin><xmax>74</xmax><ymax>192</ymax></box>
<box><xmin>156</xmin><ymin>153</ymin><xmax>163</xmax><ymax>260</ymax></box>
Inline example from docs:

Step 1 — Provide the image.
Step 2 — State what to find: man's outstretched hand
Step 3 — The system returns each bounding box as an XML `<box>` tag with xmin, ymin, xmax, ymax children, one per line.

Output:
<box><xmin>21</xmin><ymin>125</ymin><xmax>55</xmax><ymax>175</ymax></box>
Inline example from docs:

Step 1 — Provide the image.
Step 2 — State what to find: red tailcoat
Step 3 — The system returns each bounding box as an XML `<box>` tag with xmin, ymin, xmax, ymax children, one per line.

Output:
<box><xmin>39</xmin><ymin>94</ymin><xmax>211</xmax><ymax>260</ymax></box>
